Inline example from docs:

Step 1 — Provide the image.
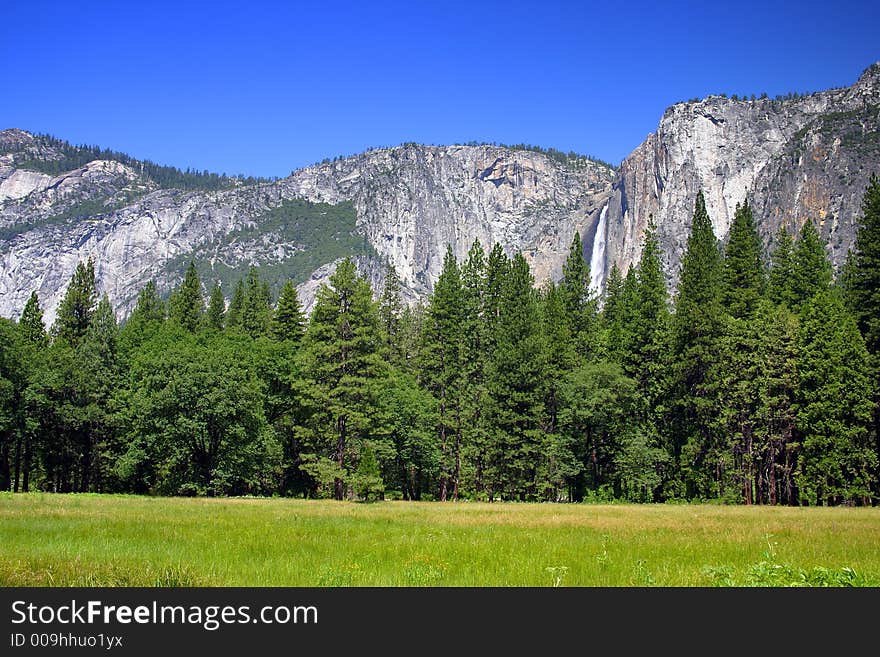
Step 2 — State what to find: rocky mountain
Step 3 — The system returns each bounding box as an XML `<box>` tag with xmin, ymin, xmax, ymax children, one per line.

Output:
<box><xmin>1</xmin><ymin>62</ymin><xmax>878</xmax><ymax>324</ymax></box>
<box><xmin>0</xmin><ymin>134</ymin><xmax>613</xmax><ymax>323</ymax></box>
<box><xmin>603</xmin><ymin>62</ymin><xmax>880</xmax><ymax>288</ymax></box>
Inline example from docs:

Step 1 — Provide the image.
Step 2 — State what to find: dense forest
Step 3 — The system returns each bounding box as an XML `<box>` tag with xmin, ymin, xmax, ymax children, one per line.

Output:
<box><xmin>1</xmin><ymin>178</ymin><xmax>879</xmax><ymax>506</ymax></box>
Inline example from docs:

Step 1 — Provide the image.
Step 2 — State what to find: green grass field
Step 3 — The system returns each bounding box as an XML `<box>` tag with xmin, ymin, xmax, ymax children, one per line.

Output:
<box><xmin>1</xmin><ymin>493</ymin><xmax>878</xmax><ymax>587</ymax></box>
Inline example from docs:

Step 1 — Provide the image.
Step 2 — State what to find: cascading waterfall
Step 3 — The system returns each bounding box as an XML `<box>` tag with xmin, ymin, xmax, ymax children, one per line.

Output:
<box><xmin>588</xmin><ymin>203</ymin><xmax>608</xmax><ymax>297</ymax></box>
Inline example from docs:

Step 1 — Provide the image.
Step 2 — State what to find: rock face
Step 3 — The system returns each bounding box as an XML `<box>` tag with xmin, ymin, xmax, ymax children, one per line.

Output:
<box><xmin>1</xmin><ymin>62</ymin><xmax>878</xmax><ymax>324</ymax></box>
<box><xmin>603</xmin><ymin>62</ymin><xmax>880</xmax><ymax>289</ymax></box>
<box><xmin>0</xmin><ymin>135</ymin><xmax>613</xmax><ymax>324</ymax></box>
<box><xmin>282</xmin><ymin>144</ymin><xmax>613</xmax><ymax>299</ymax></box>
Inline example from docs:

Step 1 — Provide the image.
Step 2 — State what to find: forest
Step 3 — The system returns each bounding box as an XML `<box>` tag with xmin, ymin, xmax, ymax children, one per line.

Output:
<box><xmin>1</xmin><ymin>178</ymin><xmax>879</xmax><ymax>506</ymax></box>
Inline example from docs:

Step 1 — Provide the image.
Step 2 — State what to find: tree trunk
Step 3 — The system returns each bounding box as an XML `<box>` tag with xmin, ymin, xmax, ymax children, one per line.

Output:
<box><xmin>335</xmin><ymin>415</ymin><xmax>346</xmax><ymax>501</ymax></box>
<box><xmin>768</xmin><ymin>439</ymin><xmax>777</xmax><ymax>506</ymax></box>
<box><xmin>452</xmin><ymin>422</ymin><xmax>461</xmax><ymax>501</ymax></box>
<box><xmin>22</xmin><ymin>434</ymin><xmax>31</xmax><ymax>492</ymax></box>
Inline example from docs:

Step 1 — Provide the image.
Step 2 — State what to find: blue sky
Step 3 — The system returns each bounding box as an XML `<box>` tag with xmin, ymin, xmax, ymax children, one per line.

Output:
<box><xmin>2</xmin><ymin>0</ymin><xmax>878</xmax><ymax>178</ymax></box>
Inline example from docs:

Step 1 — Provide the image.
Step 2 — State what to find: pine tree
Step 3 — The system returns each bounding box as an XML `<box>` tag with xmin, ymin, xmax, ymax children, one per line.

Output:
<box><xmin>483</xmin><ymin>243</ymin><xmax>509</xmax><ymax>355</ymax></box>
<box><xmin>538</xmin><ymin>280</ymin><xmax>578</xmax><ymax>500</ymax></box>
<box><xmin>53</xmin><ymin>258</ymin><xmax>97</xmax><ymax>346</ymax></box>
<box><xmin>791</xmin><ymin>220</ymin><xmax>833</xmax><ymax>308</ymax></box>
<box><xmin>849</xmin><ymin>175</ymin><xmax>880</xmax><ymax>355</ymax></box>
<box><xmin>631</xmin><ymin>220</ymin><xmax>673</xmax><ymax>483</ymax></box>
<box><xmin>119</xmin><ymin>281</ymin><xmax>165</xmax><ymax>354</ymax></box>
<box><xmin>560</xmin><ymin>231</ymin><xmax>598</xmax><ymax>360</ymax></box>
<box><xmin>226</xmin><ymin>279</ymin><xmax>246</xmax><ymax>331</ymax></box>
<box><xmin>633</xmin><ymin>217</ymin><xmax>671</xmax><ymax>383</ymax></box>
<box><xmin>272</xmin><ymin>280</ymin><xmax>305</xmax><ymax>343</ymax></box>
<box><xmin>420</xmin><ymin>246</ymin><xmax>464</xmax><ymax>501</ymax></box>
<box><xmin>767</xmin><ymin>227</ymin><xmax>797</xmax><ymax>307</ymax></box>
<box><xmin>485</xmin><ymin>252</ymin><xmax>546</xmax><ymax>501</ymax></box>
<box><xmin>459</xmin><ymin>240</ymin><xmax>489</xmax><ymax>495</ymax></box>
<box><xmin>796</xmin><ymin>291</ymin><xmax>876</xmax><ymax>505</ymax></box>
<box><xmin>378</xmin><ymin>265</ymin><xmax>403</xmax><ymax>362</ymax></box>
<box><xmin>241</xmin><ymin>267</ymin><xmax>271</xmax><ymax>339</ymax></box>
<box><xmin>297</xmin><ymin>258</ymin><xmax>386</xmax><ymax>500</ymax></box>
<box><xmin>206</xmin><ymin>282</ymin><xmax>226</xmax><ymax>331</ymax></box>
<box><xmin>169</xmin><ymin>261</ymin><xmax>204</xmax><ymax>332</ymax></box>
<box><xmin>752</xmin><ymin>301</ymin><xmax>799</xmax><ymax>505</ymax></box>
<box><xmin>18</xmin><ymin>292</ymin><xmax>47</xmax><ymax>348</ymax></box>
<box><xmin>722</xmin><ymin>199</ymin><xmax>766</xmax><ymax>318</ymax></box>
<box><xmin>673</xmin><ymin>191</ymin><xmax>725</xmax><ymax>498</ymax></box>
<box><xmin>353</xmin><ymin>443</ymin><xmax>385</xmax><ymax>502</ymax></box>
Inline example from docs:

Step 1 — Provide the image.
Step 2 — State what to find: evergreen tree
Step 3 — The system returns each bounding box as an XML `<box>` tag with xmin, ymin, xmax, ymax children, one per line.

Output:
<box><xmin>752</xmin><ymin>301</ymin><xmax>800</xmax><ymax>505</ymax></box>
<box><xmin>538</xmin><ymin>281</ymin><xmax>578</xmax><ymax>500</ymax></box>
<box><xmin>767</xmin><ymin>227</ymin><xmax>797</xmax><ymax>307</ymax></box>
<box><xmin>633</xmin><ymin>218</ymin><xmax>671</xmax><ymax>385</ymax></box>
<box><xmin>53</xmin><ymin>258</ymin><xmax>97</xmax><ymax>346</ymax></box>
<box><xmin>791</xmin><ymin>220</ymin><xmax>833</xmax><ymax>308</ymax></box>
<box><xmin>272</xmin><ymin>280</ymin><xmax>305</xmax><ymax>343</ymax></box>
<box><xmin>0</xmin><ymin>318</ymin><xmax>26</xmax><ymax>491</ymax></box>
<box><xmin>459</xmin><ymin>240</ymin><xmax>489</xmax><ymax>496</ymax></box>
<box><xmin>483</xmin><ymin>243</ymin><xmax>509</xmax><ymax>355</ymax></box>
<box><xmin>119</xmin><ymin>281</ymin><xmax>165</xmax><ymax>354</ymax></box>
<box><xmin>18</xmin><ymin>292</ymin><xmax>47</xmax><ymax>348</ymax></box>
<box><xmin>796</xmin><ymin>291</ymin><xmax>876</xmax><ymax>505</ymax></box>
<box><xmin>226</xmin><ymin>279</ymin><xmax>246</xmax><ymax>331</ymax></box>
<box><xmin>673</xmin><ymin>191</ymin><xmax>725</xmax><ymax>497</ymax></box>
<box><xmin>206</xmin><ymin>282</ymin><xmax>226</xmax><ymax>331</ymax></box>
<box><xmin>419</xmin><ymin>247</ymin><xmax>464</xmax><ymax>501</ymax></box>
<box><xmin>631</xmin><ymin>220</ymin><xmax>673</xmax><ymax>490</ymax></box>
<box><xmin>378</xmin><ymin>265</ymin><xmax>404</xmax><ymax>363</ymax></box>
<box><xmin>78</xmin><ymin>294</ymin><xmax>120</xmax><ymax>491</ymax></box>
<box><xmin>560</xmin><ymin>231</ymin><xmax>598</xmax><ymax>360</ymax></box>
<box><xmin>485</xmin><ymin>253</ymin><xmax>546</xmax><ymax>500</ymax></box>
<box><xmin>722</xmin><ymin>199</ymin><xmax>765</xmax><ymax>318</ymax></box>
<box><xmin>242</xmin><ymin>266</ymin><xmax>271</xmax><ymax>339</ymax></box>
<box><xmin>296</xmin><ymin>258</ymin><xmax>386</xmax><ymax>500</ymax></box>
<box><xmin>352</xmin><ymin>443</ymin><xmax>384</xmax><ymax>502</ymax></box>
<box><xmin>168</xmin><ymin>261</ymin><xmax>204</xmax><ymax>332</ymax></box>
<box><xmin>849</xmin><ymin>175</ymin><xmax>880</xmax><ymax>355</ymax></box>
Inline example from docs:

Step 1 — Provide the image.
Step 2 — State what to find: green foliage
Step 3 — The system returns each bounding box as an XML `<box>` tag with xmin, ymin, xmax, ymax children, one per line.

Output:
<box><xmin>485</xmin><ymin>253</ymin><xmax>546</xmax><ymax>500</ymax></box>
<box><xmin>849</xmin><ymin>175</ymin><xmax>880</xmax><ymax>354</ymax></box>
<box><xmin>241</xmin><ymin>267</ymin><xmax>272</xmax><ymax>339</ymax></box>
<box><xmin>272</xmin><ymin>280</ymin><xmax>305</xmax><ymax>343</ymax></box>
<box><xmin>795</xmin><ymin>291</ymin><xmax>876</xmax><ymax>505</ymax></box>
<box><xmin>168</xmin><ymin>262</ymin><xmax>204</xmax><ymax>333</ymax></box>
<box><xmin>419</xmin><ymin>247</ymin><xmax>464</xmax><ymax>500</ymax></box>
<box><xmin>52</xmin><ymin>259</ymin><xmax>97</xmax><ymax>347</ymax></box>
<box><xmin>767</xmin><ymin>227</ymin><xmax>797</xmax><ymax>307</ymax></box>
<box><xmin>296</xmin><ymin>258</ymin><xmax>386</xmax><ymax>500</ymax></box>
<box><xmin>205</xmin><ymin>282</ymin><xmax>226</xmax><ymax>331</ymax></box>
<box><xmin>164</xmin><ymin>199</ymin><xmax>374</xmax><ymax>299</ymax></box>
<box><xmin>18</xmin><ymin>292</ymin><xmax>46</xmax><ymax>348</ymax></box>
<box><xmin>791</xmin><ymin>220</ymin><xmax>833</xmax><ymax>307</ymax></box>
<box><xmin>2</xmin><ymin>185</ymin><xmax>877</xmax><ymax>505</ymax></box>
<box><xmin>352</xmin><ymin>443</ymin><xmax>384</xmax><ymax>502</ymax></box>
<box><xmin>672</xmin><ymin>191</ymin><xmax>725</xmax><ymax>494</ymax></box>
<box><xmin>119</xmin><ymin>329</ymin><xmax>278</xmax><ymax>496</ymax></box>
<box><xmin>561</xmin><ymin>231</ymin><xmax>598</xmax><ymax>360</ymax></box>
<box><xmin>722</xmin><ymin>199</ymin><xmax>766</xmax><ymax>318</ymax></box>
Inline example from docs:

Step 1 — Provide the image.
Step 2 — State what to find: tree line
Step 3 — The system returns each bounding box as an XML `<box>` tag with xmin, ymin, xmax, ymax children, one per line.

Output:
<box><xmin>1</xmin><ymin>178</ymin><xmax>879</xmax><ymax>505</ymax></box>
<box><xmin>12</xmin><ymin>133</ymin><xmax>273</xmax><ymax>190</ymax></box>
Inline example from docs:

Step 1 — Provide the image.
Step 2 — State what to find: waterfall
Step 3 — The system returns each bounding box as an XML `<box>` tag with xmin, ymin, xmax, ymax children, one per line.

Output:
<box><xmin>589</xmin><ymin>203</ymin><xmax>608</xmax><ymax>297</ymax></box>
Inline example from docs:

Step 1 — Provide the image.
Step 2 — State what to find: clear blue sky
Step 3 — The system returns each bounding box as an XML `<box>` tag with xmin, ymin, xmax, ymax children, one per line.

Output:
<box><xmin>2</xmin><ymin>0</ymin><xmax>878</xmax><ymax>178</ymax></box>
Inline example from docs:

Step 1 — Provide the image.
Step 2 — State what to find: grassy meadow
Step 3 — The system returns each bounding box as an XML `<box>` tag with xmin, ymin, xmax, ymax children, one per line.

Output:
<box><xmin>1</xmin><ymin>493</ymin><xmax>878</xmax><ymax>587</ymax></box>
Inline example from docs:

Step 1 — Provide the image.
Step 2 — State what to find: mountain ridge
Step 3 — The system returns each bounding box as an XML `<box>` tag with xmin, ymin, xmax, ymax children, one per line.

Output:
<box><xmin>1</xmin><ymin>61</ymin><xmax>878</xmax><ymax>324</ymax></box>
